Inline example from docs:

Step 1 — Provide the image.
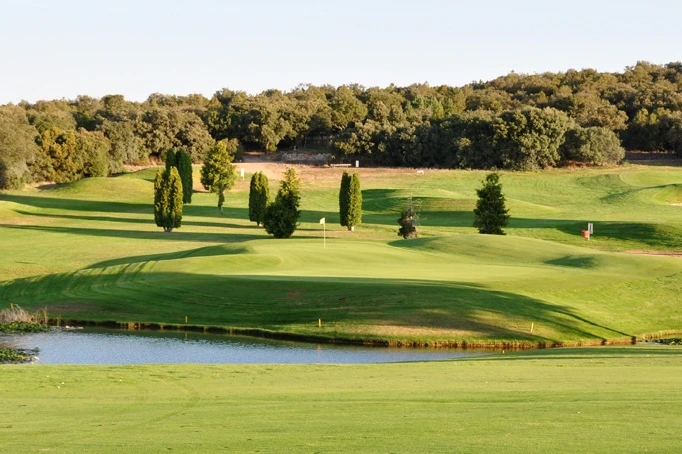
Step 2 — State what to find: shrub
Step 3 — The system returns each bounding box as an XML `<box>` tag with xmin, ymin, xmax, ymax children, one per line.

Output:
<box><xmin>0</xmin><ymin>305</ymin><xmax>49</xmax><ymax>334</ymax></box>
<box><xmin>201</xmin><ymin>140</ymin><xmax>238</xmax><ymax>213</ymax></box>
<box><xmin>561</xmin><ymin>127</ymin><xmax>625</xmax><ymax>165</ymax></box>
<box><xmin>264</xmin><ymin>167</ymin><xmax>301</xmax><ymax>238</ymax></box>
<box><xmin>397</xmin><ymin>198</ymin><xmax>420</xmax><ymax>239</ymax></box>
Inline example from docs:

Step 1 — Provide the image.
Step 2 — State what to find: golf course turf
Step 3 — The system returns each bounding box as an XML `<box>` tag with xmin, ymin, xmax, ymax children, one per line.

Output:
<box><xmin>2</xmin><ymin>163</ymin><xmax>682</xmax><ymax>451</ymax></box>
<box><xmin>1</xmin><ymin>164</ymin><xmax>681</xmax><ymax>346</ymax></box>
<box><xmin>2</xmin><ymin>346</ymin><xmax>682</xmax><ymax>453</ymax></box>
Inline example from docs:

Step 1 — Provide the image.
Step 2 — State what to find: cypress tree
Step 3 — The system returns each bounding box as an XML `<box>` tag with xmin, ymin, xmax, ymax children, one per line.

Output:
<box><xmin>249</xmin><ymin>171</ymin><xmax>270</xmax><ymax>226</ymax></box>
<box><xmin>164</xmin><ymin>148</ymin><xmax>193</xmax><ymax>204</ymax></box>
<box><xmin>154</xmin><ymin>167</ymin><xmax>183</xmax><ymax>232</ymax></box>
<box><xmin>339</xmin><ymin>171</ymin><xmax>351</xmax><ymax>228</ymax></box>
<box><xmin>165</xmin><ymin>149</ymin><xmax>178</xmax><ymax>171</ymax></box>
<box><xmin>153</xmin><ymin>169</ymin><xmax>164</xmax><ymax>228</ymax></box>
<box><xmin>473</xmin><ymin>172</ymin><xmax>510</xmax><ymax>235</ymax></box>
<box><xmin>264</xmin><ymin>167</ymin><xmax>301</xmax><ymax>238</ymax></box>
<box><xmin>346</xmin><ymin>172</ymin><xmax>362</xmax><ymax>231</ymax></box>
<box><xmin>176</xmin><ymin>149</ymin><xmax>193</xmax><ymax>204</ymax></box>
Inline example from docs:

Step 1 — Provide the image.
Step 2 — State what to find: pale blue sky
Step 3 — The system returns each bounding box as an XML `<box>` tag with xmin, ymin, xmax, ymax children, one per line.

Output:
<box><xmin>1</xmin><ymin>0</ymin><xmax>680</xmax><ymax>104</ymax></box>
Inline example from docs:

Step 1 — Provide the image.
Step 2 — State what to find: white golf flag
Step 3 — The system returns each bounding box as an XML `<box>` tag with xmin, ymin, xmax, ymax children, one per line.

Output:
<box><xmin>319</xmin><ymin>217</ymin><xmax>326</xmax><ymax>224</ymax></box>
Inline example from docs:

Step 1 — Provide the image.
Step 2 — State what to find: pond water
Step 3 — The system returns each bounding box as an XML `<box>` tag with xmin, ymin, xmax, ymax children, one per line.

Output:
<box><xmin>0</xmin><ymin>328</ymin><xmax>486</xmax><ymax>365</ymax></box>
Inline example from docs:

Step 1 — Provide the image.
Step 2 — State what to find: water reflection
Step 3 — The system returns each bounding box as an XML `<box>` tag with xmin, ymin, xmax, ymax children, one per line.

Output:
<box><xmin>0</xmin><ymin>327</ymin><xmax>487</xmax><ymax>365</ymax></box>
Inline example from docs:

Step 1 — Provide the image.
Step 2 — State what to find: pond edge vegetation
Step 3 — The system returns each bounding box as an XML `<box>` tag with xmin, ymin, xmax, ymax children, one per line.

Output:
<box><xmin>0</xmin><ymin>305</ymin><xmax>48</xmax><ymax>363</ymax></box>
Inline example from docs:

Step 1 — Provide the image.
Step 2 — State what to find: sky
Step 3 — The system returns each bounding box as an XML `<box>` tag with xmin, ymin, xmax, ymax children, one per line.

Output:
<box><xmin>1</xmin><ymin>0</ymin><xmax>681</xmax><ymax>104</ymax></box>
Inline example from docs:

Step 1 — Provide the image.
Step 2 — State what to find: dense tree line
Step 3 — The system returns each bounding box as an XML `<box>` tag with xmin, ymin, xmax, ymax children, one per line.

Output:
<box><xmin>2</xmin><ymin>61</ymin><xmax>682</xmax><ymax>188</ymax></box>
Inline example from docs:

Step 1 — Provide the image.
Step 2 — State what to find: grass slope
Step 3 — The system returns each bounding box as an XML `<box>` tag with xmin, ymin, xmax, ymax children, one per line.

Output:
<box><xmin>1</xmin><ymin>165</ymin><xmax>682</xmax><ymax>345</ymax></box>
<box><xmin>1</xmin><ymin>347</ymin><xmax>682</xmax><ymax>453</ymax></box>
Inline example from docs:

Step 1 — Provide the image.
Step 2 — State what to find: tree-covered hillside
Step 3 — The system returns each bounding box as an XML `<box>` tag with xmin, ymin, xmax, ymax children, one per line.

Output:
<box><xmin>1</xmin><ymin>61</ymin><xmax>682</xmax><ymax>188</ymax></box>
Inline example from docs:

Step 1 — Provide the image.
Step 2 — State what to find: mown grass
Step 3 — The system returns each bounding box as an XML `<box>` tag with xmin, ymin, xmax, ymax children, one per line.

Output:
<box><xmin>1</xmin><ymin>347</ymin><xmax>681</xmax><ymax>453</ymax></box>
<box><xmin>1</xmin><ymin>165</ymin><xmax>682</xmax><ymax>345</ymax></box>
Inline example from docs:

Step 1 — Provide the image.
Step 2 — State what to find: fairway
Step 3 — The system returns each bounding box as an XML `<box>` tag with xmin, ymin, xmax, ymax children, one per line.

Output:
<box><xmin>1</xmin><ymin>346</ymin><xmax>682</xmax><ymax>453</ymax></box>
<box><xmin>1</xmin><ymin>164</ymin><xmax>682</xmax><ymax>345</ymax></box>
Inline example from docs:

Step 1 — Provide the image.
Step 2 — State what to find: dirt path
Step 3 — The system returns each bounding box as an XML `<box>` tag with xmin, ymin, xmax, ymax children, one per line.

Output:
<box><xmin>233</xmin><ymin>162</ymin><xmax>431</xmax><ymax>183</ymax></box>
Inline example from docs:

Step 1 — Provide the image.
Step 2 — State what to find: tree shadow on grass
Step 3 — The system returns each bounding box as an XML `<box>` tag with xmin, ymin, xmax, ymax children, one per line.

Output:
<box><xmin>363</xmin><ymin>193</ymin><xmax>681</xmax><ymax>249</ymax></box>
<box><xmin>3</xmin><ymin>193</ymin><xmax>333</xmax><ymax>229</ymax></box>
<box><xmin>2</xmin><ymin>271</ymin><xmax>634</xmax><ymax>344</ymax></box>
<box><xmin>12</xmin><ymin>210</ymin><xmax>257</xmax><ymax>230</ymax></box>
<box><xmin>85</xmin><ymin>244</ymin><xmax>250</xmax><ymax>269</ymax></box>
<box><xmin>556</xmin><ymin>221</ymin><xmax>682</xmax><ymax>250</ymax></box>
<box><xmin>0</xmin><ymin>193</ymin><xmax>150</xmax><ymax>214</ymax></box>
<box><xmin>0</xmin><ymin>223</ymin><xmax>317</xmax><ymax>243</ymax></box>
<box><xmin>362</xmin><ymin>189</ymin><xmax>592</xmax><ymax>230</ymax></box>
<box><xmin>6</xmin><ymin>191</ymin><xmax>677</xmax><ymax>249</ymax></box>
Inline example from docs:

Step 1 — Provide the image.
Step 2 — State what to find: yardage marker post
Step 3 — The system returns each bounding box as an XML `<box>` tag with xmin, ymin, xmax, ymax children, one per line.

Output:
<box><xmin>320</xmin><ymin>217</ymin><xmax>326</xmax><ymax>249</ymax></box>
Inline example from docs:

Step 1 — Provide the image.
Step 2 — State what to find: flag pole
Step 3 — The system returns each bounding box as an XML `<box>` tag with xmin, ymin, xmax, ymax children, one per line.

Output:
<box><xmin>320</xmin><ymin>217</ymin><xmax>326</xmax><ymax>249</ymax></box>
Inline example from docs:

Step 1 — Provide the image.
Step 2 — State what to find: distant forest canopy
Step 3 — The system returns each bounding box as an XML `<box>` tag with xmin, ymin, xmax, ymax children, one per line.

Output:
<box><xmin>2</xmin><ymin>61</ymin><xmax>682</xmax><ymax>188</ymax></box>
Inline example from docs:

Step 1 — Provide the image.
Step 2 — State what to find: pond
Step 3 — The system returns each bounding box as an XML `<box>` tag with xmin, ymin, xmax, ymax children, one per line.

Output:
<box><xmin>0</xmin><ymin>328</ymin><xmax>486</xmax><ymax>365</ymax></box>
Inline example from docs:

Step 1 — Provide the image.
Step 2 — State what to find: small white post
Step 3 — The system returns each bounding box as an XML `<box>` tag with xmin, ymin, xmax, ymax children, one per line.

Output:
<box><xmin>355</xmin><ymin>160</ymin><xmax>359</xmax><ymax>168</ymax></box>
<box><xmin>240</xmin><ymin>168</ymin><xmax>245</xmax><ymax>180</ymax></box>
<box><xmin>320</xmin><ymin>217</ymin><xmax>326</xmax><ymax>249</ymax></box>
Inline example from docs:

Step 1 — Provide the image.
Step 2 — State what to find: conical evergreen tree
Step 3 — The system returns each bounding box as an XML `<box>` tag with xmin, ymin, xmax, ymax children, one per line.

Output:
<box><xmin>339</xmin><ymin>171</ymin><xmax>351</xmax><ymax>228</ymax></box>
<box><xmin>164</xmin><ymin>149</ymin><xmax>178</xmax><ymax>172</ymax></box>
<box><xmin>176</xmin><ymin>149</ymin><xmax>193</xmax><ymax>204</ymax></box>
<box><xmin>346</xmin><ymin>172</ymin><xmax>362</xmax><ymax>231</ymax></box>
<box><xmin>153</xmin><ymin>169</ymin><xmax>165</xmax><ymax>228</ymax></box>
<box><xmin>154</xmin><ymin>167</ymin><xmax>183</xmax><ymax>232</ymax></box>
<box><xmin>249</xmin><ymin>171</ymin><xmax>270</xmax><ymax>226</ymax></box>
<box><xmin>473</xmin><ymin>172</ymin><xmax>510</xmax><ymax>235</ymax></box>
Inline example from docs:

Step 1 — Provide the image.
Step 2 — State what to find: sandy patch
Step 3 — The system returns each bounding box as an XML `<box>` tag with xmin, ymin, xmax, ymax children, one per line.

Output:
<box><xmin>44</xmin><ymin>302</ymin><xmax>98</xmax><ymax>313</ymax></box>
<box><xmin>235</xmin><ymin>162</ymin><xmax>433</xmax><ymax>184</ymax></box>
<box><xmin>626</xmin><ymin>250</ymin><xmax>682</xmax><ymax>259</ymax></box>
<box><xmin>285</xmin><ymin>289</ymin><xmax>308</xmax><ymax>301</ymax></box>
<box><xmin>346</xmin><ymin>325</ymin><xmax>482</xmax><ymax>338</ymax></box>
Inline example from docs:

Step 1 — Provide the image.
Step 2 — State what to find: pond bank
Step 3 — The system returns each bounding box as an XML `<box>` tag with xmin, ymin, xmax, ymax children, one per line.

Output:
<box><xmin>48</xmin><ymin>318</ymin><xmax>645</xmax><ymax>350</ymax></box>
